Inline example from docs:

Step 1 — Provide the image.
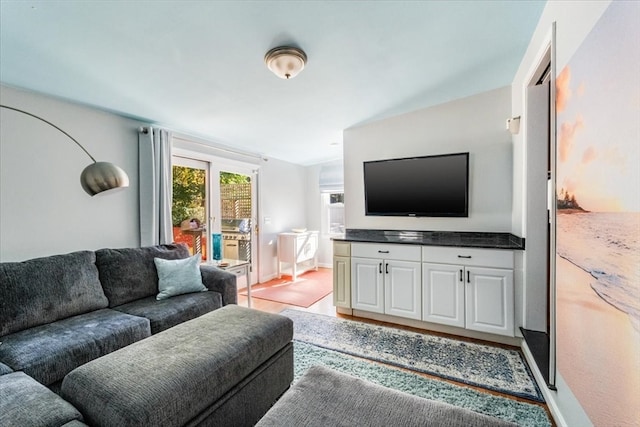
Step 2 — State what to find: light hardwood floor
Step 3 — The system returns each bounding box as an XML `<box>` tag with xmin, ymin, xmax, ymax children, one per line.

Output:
<box><xmin>237</xmin><ymin>282</ymin><xmax>555</xmax><ymax>425</ymax></box>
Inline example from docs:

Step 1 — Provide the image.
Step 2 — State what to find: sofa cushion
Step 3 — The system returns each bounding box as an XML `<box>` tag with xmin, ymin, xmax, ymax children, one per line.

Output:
<box><xmin>114</xmin><ymin>291</ymin><xmax>223</xmax><ymax>334</ymax></box>
<box><xmin>0</xmin><ymin>372</ymin><xmax>86</xmax><ymax>427</ymax></box>
<box><xmin>0</xmin><ymin>309</ymin><xmax>150</xmax><ymax>386</ymax></box>
<box><xmin>0</xmin><ymin>362</ymin><xmax>13</xmax><ymax>375</ymax></box>
<box><xmin>155</xmin><ymin>254</ymin><xmax>207</xmax><ymax>300</ymax></box>
<box><xmin>0</xmin><ymin>251</ymin><xmax>108</xmax><ymax>337</ymax></box>
<box><xmin>95</xmin><ymin>244</ymin><xmax>190</xmax><ymax>307</ymax></box>
<box><xmin>256</xmin><ymin>366</ymin><xmax>517</xmax><ymax>427</ymax></box>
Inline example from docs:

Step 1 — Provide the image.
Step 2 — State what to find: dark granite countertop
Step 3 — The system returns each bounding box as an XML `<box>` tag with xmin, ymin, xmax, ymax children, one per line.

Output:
<box><xmin>332</xmin><ymin>229</ymin><xmax>525</xmax><ymax>250</ymax></box>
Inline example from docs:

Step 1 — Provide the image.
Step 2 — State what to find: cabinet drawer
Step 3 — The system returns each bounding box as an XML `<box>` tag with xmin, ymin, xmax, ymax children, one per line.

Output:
<box><xmin>333</xmin><ymin>241</ymin><xmax>351</xmax><ymax>257</ymax></box>
<box><xmin>421</xmin><ymin>246</ymin><xmax>514</xmax><ymax>269</ymax></box>
<box><xmin>225</xmin><ymin>266</ymin><xmax>246</xmax><ymax>276</ymax></box>
<box><xmin>352</xmin><ymin>243</ymin><xmax>421</xmax><ymax>262</ymax></box>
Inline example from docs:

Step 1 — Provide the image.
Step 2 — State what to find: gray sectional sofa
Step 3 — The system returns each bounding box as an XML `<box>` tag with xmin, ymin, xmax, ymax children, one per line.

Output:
<box><xmin>0</xmin><ymin>244</ymin><xmax>294</xmax><ymax>426</ymax></box>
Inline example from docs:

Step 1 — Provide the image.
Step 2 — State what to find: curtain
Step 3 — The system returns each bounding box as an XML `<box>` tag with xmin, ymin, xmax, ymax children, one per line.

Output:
<box><xmin>139</xmin><ymin>127</ymin><xmax>173</xmax><ymax>246</ymax></box>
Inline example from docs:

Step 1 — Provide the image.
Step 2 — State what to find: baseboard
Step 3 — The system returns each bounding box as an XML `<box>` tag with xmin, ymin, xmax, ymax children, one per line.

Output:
<box><xmin>521</xmin><ymin>341</ymin><xmax>593</xmax><ymax>427</ymax></box>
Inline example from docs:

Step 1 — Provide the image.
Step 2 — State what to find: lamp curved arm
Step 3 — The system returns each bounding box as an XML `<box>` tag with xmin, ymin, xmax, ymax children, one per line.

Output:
<box><xmin>1</xmin><ymin>104</ymin><xmax>129</xmax><ymax>196</ymax></box>
<box><xmin>0</xmin><ymin>104</ymin><xmax>97</xmax><ymax>163</ymax></box>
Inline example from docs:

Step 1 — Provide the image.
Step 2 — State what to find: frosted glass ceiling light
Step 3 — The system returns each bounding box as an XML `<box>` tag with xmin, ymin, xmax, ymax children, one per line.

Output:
<box><xmin>264</xmin><ymin>46</ymin><xmax>307</xmax><ymax>79</ymax></box>
<box><xmin>1</xmin><ymin>105</ymin><xmax>130</xmax><ymax>196</ymax></box>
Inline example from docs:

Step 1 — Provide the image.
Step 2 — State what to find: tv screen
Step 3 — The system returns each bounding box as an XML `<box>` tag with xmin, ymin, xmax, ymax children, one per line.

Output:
<box><xmin>363</xmin><ymin>152</ymin><xmax>469</xmax><ymax>217</ymax></box>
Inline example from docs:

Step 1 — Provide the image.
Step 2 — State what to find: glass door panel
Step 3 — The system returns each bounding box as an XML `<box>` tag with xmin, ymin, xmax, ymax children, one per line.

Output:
<box><xmin>172</xmin><ymin>158</ymin><xmax>209</xmax><ymax>260</ymax></box>
<box><xmin>220</xmin><ymin>171</ymin><xmax>253</xmax><ymax>265</ymax></box>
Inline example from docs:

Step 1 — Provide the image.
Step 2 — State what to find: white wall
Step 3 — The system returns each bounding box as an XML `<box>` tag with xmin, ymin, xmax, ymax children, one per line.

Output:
<box><xmin>257</xmin><ymin>157</ymin><xmax>307</xmax><ymax>282</ymax></box>
<box><xmin>511</xmin><ymin>2</ymin><xmax>612</xmax><ymax>426</ymax></box>
<box><xmin>0</xmin><ymin>84</ymin><xmax>309</xmax><ymax>283</ymax></box>
<box><xmin>305</xmin><ymin>160</ymin><xmax>342</xmax><ymax>268</ymax></box>
<box><xmin>344</xmin><ymin>86</ymin><xmax>512</xmax><ymax>232</ymax></box>
<box><xmin>0</xmin><ymin>85</ymin><xmax>142</xmax><ymax>261</ymax></box>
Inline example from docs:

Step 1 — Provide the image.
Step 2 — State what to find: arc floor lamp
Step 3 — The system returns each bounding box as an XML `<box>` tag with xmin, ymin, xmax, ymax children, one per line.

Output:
<box><xmin>0</xmin><ymin>105</ymin><xmax>129</xmax><ymax>196</ymax></box>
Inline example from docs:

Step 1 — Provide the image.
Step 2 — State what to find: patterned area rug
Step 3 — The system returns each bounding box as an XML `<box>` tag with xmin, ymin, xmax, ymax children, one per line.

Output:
<box><xmin>281</xmin><ymin>309</ymin><xmax>543</xmax><ymax>402</ymax></box>
<box><xmin>294</xmin><ymin>342</ymin><xmax>551</xmax><ymax>427</ymax></box>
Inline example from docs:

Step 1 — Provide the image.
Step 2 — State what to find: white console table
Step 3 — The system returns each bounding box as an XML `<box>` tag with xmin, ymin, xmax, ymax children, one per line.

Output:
<box><xmin>277</xmin><ymin>231</ymin><xmax>319</xmax><ymax>281</ymax></box>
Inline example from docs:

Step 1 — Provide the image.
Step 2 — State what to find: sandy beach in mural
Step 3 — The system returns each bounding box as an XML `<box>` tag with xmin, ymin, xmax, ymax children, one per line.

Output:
<box><xmin>556</xmin><ymin>255</ymin><xmax>640</xmax><ymax>427</ymax></box>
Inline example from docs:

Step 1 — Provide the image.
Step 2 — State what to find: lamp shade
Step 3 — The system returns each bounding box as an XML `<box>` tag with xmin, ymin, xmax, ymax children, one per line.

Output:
<box><xmin>80</xmin><ymin>161</ymin><xmax>130</xmax><ymax>196</ymax></box>
<box><xmin>264</xmin><ymin>47</ymin><xmax>307</xmax><ymax>79</ymax></box>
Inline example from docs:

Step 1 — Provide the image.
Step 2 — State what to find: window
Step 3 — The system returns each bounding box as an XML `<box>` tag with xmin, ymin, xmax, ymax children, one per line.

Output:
<box><xmin>322</xmin><ymin>192</ymin><xmax>344</xmax><ymax>235</ymax></box>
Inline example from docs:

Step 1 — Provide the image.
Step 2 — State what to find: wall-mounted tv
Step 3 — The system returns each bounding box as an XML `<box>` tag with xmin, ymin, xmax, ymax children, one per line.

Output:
<box><xmin>363</xmin><ymin>152</ymin><xmax>469</xmax><ymax>217</ymax></box>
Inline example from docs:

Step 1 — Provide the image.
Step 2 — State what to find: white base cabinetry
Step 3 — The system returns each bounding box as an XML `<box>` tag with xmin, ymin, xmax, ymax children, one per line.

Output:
<box><xmin>334</xmin><ymin>240</ymin><xmax>516</xmax><ymax>339</ymax></box>
<box><xmin>351</xmin><ymin>243</ymin><xmax>421</xmax><ymax>320</ymax></box>
<box><xmin>421</xmin><ymin>246</ymin><xmax>515</xmax><ymax>337</ymax></box>
<box><xmin>333</xmin><ymin>242</ymin><xmax>351</xmax><ymax>308</ymax></box>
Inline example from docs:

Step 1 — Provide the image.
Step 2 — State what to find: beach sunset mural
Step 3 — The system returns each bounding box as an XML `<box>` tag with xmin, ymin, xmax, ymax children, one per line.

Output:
<box><xmin>555</xmin><ymin>2</ymin><xmax>640</xmax><ymax>426</ymax></box>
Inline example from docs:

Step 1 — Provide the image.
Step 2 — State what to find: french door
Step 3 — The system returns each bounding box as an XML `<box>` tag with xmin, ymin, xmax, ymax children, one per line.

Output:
<box><xmin>172</xmin><ymin>156</ymin><xmax>258</xmax><ymax>286</ymax></box>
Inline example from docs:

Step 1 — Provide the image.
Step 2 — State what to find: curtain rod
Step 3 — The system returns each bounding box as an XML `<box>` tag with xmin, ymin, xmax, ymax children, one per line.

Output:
<box><xmin>138</xmin><ymin>127</ymin><xmax>267</xmax><ymax>162</ymax></box>
<box><xmin>174</xmin><ymin>136</ymin><xmax>268</xmax><ymax>162</ymax></box>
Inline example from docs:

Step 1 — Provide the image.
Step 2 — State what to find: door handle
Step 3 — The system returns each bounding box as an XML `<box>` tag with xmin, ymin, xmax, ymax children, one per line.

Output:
<box><xmin>457</xmin><ymin>255</ymin><xmax>472</xmax><ymax>259</ymax></box>
<box><xmin>378</xmin><ymin>250</ymin><xmax>390</xmax><ymax>254</ymax></box>
<box><xmin>379</xmin><ymin>263</ymin><xmax>382</xmax><ymax>274</ymax></box>
<box><xmin>459</xmin><ymin>269</ymin><xmax>463</xmax><ymax>282</ymax></box>
<box><xmin>385</xmin><ymin>263</ymin><xmax>389</xmax><ymax>274</ymax></box>
<box><xmin>467</xmin><ymin>270</ymin><xmax>470</xmax><ymax>283</ymax></box>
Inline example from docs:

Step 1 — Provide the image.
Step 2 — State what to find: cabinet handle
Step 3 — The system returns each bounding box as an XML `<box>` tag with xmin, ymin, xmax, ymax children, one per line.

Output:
<box><xmin>379</xmin><ymin>263</ymin><xmax>382</xmax><ymax>274</ymax></box>
<box><xmin>378</xmin><ymin>250</ymin><xmax>390</xmax><ymax>254</ymax></box>
<box><xmin>457</xmin><ymin>255</ymin><xmax>472</xmax><ymax>259</ymax></box>
<box><xmin>385</xmin><ymin>263</ymin><xmax>389</xmax><ymax>274</ymax></box>
<box><xmin>467</xmin><ymin>270</ymin><xmax>470</xmax><ymax>283</ymax></box>
<box><xmin>459</xmin><ymin>269</ymin><xmax>463</xmax><ymax>282</ymax></box>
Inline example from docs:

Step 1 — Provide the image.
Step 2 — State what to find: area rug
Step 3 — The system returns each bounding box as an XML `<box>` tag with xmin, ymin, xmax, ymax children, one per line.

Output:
<box><xmin>242</xmin><ymin>268</ymin><xmax>332</xmax><ymax>307</ymax></box>
<box><xmin>281</xmin><ymin>309</ymin><xmax>544</xmax><ymax>402</ymax></box>
<box><xmin>294</xmin><ymin>342</ymin><xmax>551</xmax><ymax>427</ymax></box>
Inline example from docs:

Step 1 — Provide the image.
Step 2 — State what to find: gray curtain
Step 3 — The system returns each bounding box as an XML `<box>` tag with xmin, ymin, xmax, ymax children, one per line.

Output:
<box><xmin>139</xmin><ymin>127</ymin><xmax>173</xmax><ymax>246</ymax></box>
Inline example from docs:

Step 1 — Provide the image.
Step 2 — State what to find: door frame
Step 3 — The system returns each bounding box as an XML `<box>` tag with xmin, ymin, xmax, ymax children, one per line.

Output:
<box><xmin>173</xmin><ymin>146</ymin><xmax>261</xmax><ymax>285</ymax></box>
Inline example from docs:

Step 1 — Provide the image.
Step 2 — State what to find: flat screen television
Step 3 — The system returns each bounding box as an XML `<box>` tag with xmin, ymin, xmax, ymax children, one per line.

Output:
<box><xmin>363</xmin><ymin>152</ymin><xmax>469</xmax><ymax>217</ymax></box>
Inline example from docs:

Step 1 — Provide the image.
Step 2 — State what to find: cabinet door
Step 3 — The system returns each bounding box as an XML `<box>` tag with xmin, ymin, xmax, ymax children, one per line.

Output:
<box><xmin>422</xmin><ymin>263</ymin><xmax>465</xmax><ymax>328</ymax></box>
<box><xmin>351</xmin><ymin>257</ymin><xmax>384</xmax><ymax>313</ymax></box>
<box><xmin>384</xmin><ymin>260</ymin><xmax>421</xmax><ymax>320</ymax></box>
<box><xmin>333</xmin><ymin>256</ymin><xmax>351</xmax><ymax>308</ymax></box>
<box><xmin>465</xmin><ymin>267</ymin><xmax>514</xmax><ymax>336</ymax></box>
<box><xmin>296</xmin><ymin>233</ymin><xmax>318</xmax><ymax>263</ymax></box>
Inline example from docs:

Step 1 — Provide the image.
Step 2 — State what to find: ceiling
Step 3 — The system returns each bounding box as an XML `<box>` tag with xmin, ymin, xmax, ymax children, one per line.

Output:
<box><xmin>0</xmin><ymin>1</ymin><xmax>546</xmax><ymax>166</ymax></box>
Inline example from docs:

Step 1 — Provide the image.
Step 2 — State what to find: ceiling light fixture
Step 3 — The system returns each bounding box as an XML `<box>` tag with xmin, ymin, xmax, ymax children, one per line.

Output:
<box><xmin>264</xmin><ymin>46</ymin><xmax>307</xmax><ymax>80</ymax></box>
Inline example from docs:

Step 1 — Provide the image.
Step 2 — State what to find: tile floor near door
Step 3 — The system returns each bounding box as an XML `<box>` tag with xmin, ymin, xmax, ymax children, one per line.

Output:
<box><xmin>237</xmin><ymin>272</ymin><xmax>555</xmax><ymax>426</ymax></box>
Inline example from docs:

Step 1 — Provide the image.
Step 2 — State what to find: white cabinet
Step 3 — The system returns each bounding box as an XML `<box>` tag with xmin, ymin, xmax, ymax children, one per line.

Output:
<box><xmin>333</xmin><ymin>242</ymin><xmax>351</xmax><ymax>308</ymax></box>
<box><xmin>465</xmin><ymin>267</ymin><xmax>514</xmax><ymax>336</ymax></box>
<box><xmin>277</xmin><ymin>231</ymin><xmax>319</xmax><ymax>280</ymax></box>
<box><xmin>384</xmin><ymin>260</ymin><xmax>421</xmax><ymax>319</ymax></box>
<box><xmin>422</xmin><ymin>263</ymin><xmax>465</xmax><ymax>328</ymax></box>
<box><xmin>421</xmin><ymin>247</ymin><xmax>515</xmax><ymax>337</ymax></box>
<box><xmin>333</xmin><ymin>239</ymin><xmax>517</xmax><ymax>338</ymax></box>
<box><xmin>351</xmin><ymin>257</ymin><xmax>385</xmax><ymax>313</ymax></box>
<box><xmin>351</xmin><ymin>243</ymin><xmax>421</xmax><ymax>320</ymax></box>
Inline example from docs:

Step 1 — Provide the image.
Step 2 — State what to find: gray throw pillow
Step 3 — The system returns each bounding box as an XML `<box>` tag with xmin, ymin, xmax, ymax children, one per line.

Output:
<box><xmin>154</xmin><ymin>255</ymin><xmax>207</xmax><ymax>300</ymax></box>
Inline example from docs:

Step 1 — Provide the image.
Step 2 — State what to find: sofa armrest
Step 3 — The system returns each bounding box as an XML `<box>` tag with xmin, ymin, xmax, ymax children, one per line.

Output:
<box><xmin>200</xmin><ymin>265</ymin><xmax>238</xmax><ymax>305</ymax></box>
